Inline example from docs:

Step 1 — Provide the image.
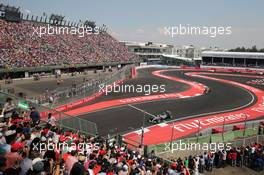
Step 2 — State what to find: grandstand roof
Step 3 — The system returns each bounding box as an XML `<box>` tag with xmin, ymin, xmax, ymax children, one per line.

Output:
<box><xmin>202</xmin><ymin>51</ymin><xmax>264</xmax><ymax>59</ymax></box>
<box><xmin>122</xmin><ymin>41</ymin><xmax>173</xmax><ymax>48</ymax></box>
<box><xmin>162</xmin><ymin>54</ymin><xmax>193</xmax><ymax>61</ymax></box>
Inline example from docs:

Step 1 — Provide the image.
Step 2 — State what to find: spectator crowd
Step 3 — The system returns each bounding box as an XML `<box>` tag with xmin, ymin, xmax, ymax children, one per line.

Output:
<box><xmin>0</xmin><ymin>19</ymin><xmax>138</xmax><ymax>68</ymax></box>
<box><xmin>0</xmin><ymin>97</ymin><xmax>263</xmax><ymax>175</ymax></box>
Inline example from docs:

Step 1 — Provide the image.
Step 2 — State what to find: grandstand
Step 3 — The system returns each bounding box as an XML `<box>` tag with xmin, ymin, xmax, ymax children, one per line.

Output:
<box><xmin>0</xmin><ymin>6</ymin><xmax>139</xmax><ymax>78</ymax></box>
<box><xmin>201</xmin><ymin>51</ymin><xmax>264</xmax><ymax>70</ymax></box>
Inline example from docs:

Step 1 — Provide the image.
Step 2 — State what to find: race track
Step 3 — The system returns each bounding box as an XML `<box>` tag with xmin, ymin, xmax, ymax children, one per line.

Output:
<box><xmin>60</xmin><ymin>68</ymin><xmax>264</xmax><ymax>143</ymax></box>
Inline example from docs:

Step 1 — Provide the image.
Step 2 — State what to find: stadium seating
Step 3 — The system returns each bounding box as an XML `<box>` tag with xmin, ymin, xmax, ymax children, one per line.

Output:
<box><xmin>0</xmin><ymin>19</ymin><xmax>137</xmax><ymax>68</ymax></box>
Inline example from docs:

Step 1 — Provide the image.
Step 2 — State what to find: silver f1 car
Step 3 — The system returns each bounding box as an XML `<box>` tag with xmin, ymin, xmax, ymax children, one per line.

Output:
<box><xmin>148</xmin><ymin>111</ymin><xmax>172</xmax><ymax>123</ymax></box>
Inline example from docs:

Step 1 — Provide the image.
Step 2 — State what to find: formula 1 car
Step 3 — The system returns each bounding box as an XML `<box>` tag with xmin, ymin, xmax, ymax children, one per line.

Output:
<box><xmin>148</xmin><ymin>110</ymin><xmax>172</xmax><ymax>123</ymax></box>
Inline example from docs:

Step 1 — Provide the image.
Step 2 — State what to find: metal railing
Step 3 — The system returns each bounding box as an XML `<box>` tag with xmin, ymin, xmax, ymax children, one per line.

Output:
<box><xmin>148</xmin><ymin>119</ymin><xmax>264</xmax><ymax>158</ymax></box>
<box><xmin>0</xmin><ymin>91</ymin><xmax>98</xmax><ymax>136</ymax></box>
<box><xmin>28</xmin><ymin>65</ymin><xmax>133</xmax><ymax>108</ymax></box>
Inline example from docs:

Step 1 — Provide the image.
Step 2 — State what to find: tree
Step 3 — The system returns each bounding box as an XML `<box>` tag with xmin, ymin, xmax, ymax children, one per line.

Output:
<box><xmin>229</xmin><ymin>46</ymin><xmax>264</xmax><ymax>52</ymax></box>
<box><xmin>251</xmin><ymin>45</ymin><xmax>258</xmax><ymax>52</ymax></box>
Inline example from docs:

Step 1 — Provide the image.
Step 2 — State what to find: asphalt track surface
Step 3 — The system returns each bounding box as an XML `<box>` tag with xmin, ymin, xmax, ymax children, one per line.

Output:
<box><xmin>73</xmin><ymin>68</ymin><xmax>257</xmax><ymax>136</ymax></box>
<box><xmin>66</xmin><ymin>68</ymin><xmax>190</xmax><ymax>109</ymax></box>
<box><xmin>205</xmin><ymin>75</ymin><xmax>264</xmax><ymax>91</ymax></box>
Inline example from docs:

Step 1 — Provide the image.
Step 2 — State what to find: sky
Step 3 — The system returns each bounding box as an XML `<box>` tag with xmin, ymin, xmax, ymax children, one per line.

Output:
<box><xmin>1</xmin><ymin>0</ymin><xmax>264</xmax><ymax>49</ymax></box>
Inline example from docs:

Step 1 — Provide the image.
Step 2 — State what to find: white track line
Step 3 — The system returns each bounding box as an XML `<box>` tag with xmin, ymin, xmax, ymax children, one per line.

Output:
<box><xmin>72</xmin><ymin>95</ymin><xmax>198</xmax><ymax>116</ymax></box>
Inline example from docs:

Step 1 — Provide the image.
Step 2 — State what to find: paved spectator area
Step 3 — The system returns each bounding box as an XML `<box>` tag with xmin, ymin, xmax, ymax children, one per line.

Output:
<box><xmin>0</xmin><ymin>70</ymin><xmax>112</xmax><ymax>97</ymax></box>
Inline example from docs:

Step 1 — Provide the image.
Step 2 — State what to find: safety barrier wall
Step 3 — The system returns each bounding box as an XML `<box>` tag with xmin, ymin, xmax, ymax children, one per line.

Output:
<box><xmin>148</xmin><ymin>119</ymin><xmax>264</xmax><ymax>155</ymax></box>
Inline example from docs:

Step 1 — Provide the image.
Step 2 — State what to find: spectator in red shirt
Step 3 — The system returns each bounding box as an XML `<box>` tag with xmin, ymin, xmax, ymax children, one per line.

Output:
<box><xmin>231</xmin><ymin>151</ymin><xmax>237</xmax><ymax>167</ymax></box>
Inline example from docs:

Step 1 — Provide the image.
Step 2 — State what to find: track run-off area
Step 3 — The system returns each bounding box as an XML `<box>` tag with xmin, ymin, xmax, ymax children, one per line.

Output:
<box><xmin>58</xmin><ymin>67</ymin><xmax>264</xmax><ymax>145</ymax></box>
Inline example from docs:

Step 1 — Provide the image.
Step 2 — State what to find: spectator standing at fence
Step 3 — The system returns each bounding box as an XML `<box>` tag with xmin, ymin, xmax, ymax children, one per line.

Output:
<box><xmin>259</xmin><ymin>124</ymin><xmax>264</xmax><ymax>135</ymax></box>
<box><xmin>208</xmin><ymin>153</ymin><xmax>214</xmax><ymax>171</ymax></box>
<box><xmin>199</xmin><ymin>155</ymin><xmax>205</xmax><ymax>173</ymax></box>
<box><xmin>46</xmin><ymin>113</ymin><xmax>56</xmax><ymax>128</ymax></box>
<box><xmin>184</xmin><ymin>157</ymin><xmax>189</xmax><ymax>169</ymax></box>
<box><xmin>255</xmin><ymin>155</ymin><xmax>264</xmax><ymax>172</ymax></box>
<box><xmin>194</xmin><ymin>156</ymin><xmax>199</xmax><ymax>175</ymax></box>
<box><xmin>188</xmin><ymin>156</ymin><xmax>194</xmax><ymax>173</ymax></box>
<box><xmin>2</xmin><ymin>98</ymin><xmax>15</xmax><ymax>122</ymax></box>
<box><xmin>236</xmin><ymin>147</ymin><xmax>243</xmax><ymax>167</ymax></box>
<box><xmin>29</xmin><ymin>107</ymin><xmax>40</xmax><ymax>127</ymax></box>
<box><xmin>231</xmin><ymin>150</ymin><xmax>237</xmax><ymax>167</ymax></box>
<box><xmin>168</xmin><ymin>162</ymin><xmax>177</xmax><ymax>175</ymax></box>
<box><xmin>204</xmin><ymin>152</ymin><xmax>209</xmax><ymax>171</ymax></box>
<box><xmin>214</xmin><ymin>151</ymin><xmax>220</xmax><ymax>168</ymax></box>
<box><xmin>222</xmin><ymin>150</ymin><xmax>227</xmax><ymax>168</ymax></box>
<box><xmin>148</xmin><ymin>150</ymin><xmax>156</xmax><ymax>159</ymax></box>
